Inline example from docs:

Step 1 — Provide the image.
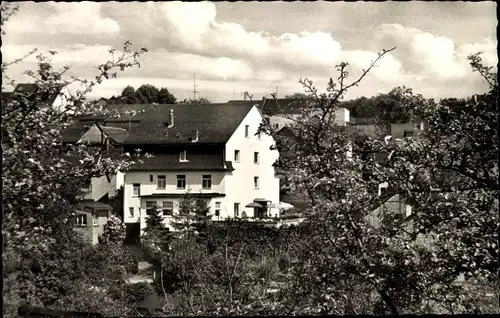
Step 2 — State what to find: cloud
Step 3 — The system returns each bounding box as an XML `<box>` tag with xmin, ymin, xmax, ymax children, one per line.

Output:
<box><xmin>375</xmin><ymin>23</ymin><xmax>497</xmax><ymax>80</ymax></box>
<box><xmin>2</xmin><ymin>2</ymin><xmax>496</xmax><ymax>102</ymax></box>
<box><xmin>45</xmin><ymin>2</ymin><xmax>120</xmax><ymax>35</ymax></box>
<box><xmin>341</xmin><ymin>50</ymin><xmax>404</xmax><ymax>82</ymax></box>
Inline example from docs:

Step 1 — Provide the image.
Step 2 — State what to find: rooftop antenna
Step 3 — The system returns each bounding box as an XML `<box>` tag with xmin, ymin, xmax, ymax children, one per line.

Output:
<box><xmin>275</xmin><ymin>86</ymin><xmax>279</xmax><ymax>98</ymax></box>
<box><xmin>193</xmin><ymin>73</ymin><xmax>198</xmax><ymax>101</ymax></box>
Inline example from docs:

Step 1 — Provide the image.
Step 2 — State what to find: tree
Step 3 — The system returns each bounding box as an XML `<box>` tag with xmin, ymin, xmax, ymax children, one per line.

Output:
<box><xmin>180</xmin><ymin>97</ymin><xmax>211</xmax><ymax>104</ymax></box>
<box><xmin>99</xmin><ymin>215</ymin><xmax>126</xmax><ymax>245</ymax></box>
<box><xmin>136</xmin><ymin>84</ymin><xmax>159</xmax><ymax>103</ymax></box>
<box><xmin>343</xmin><ymin>89</ymin><xmax>415</xmax><ymax>124</ymax></box>
<box><xmin>157</xmin><ymin>87</ymin><xmax>177</xmax><ymax>104</ymax></box>
<box><xmin>2</xmin><ymin>3</ymin><xmax>148</xmax><ymax>315</ymax></box>
<box><xmin>284</xmin><ymin>92</ymin><xmax>312</xmax><ymax>99</ymax></box>
<box><xmin>116</xmin><ymin>84</ymin><xmax>177</xmax><ymax>104</ymax></box>
<box><xmin>121</xmin><ymin>85</ymin><xmax>137</xmax><ymax>104</ymax></box>
<box><xmin>258</xmin><ymin>50</ymin><xmax>498</xmax><ymax>314</ymax></box>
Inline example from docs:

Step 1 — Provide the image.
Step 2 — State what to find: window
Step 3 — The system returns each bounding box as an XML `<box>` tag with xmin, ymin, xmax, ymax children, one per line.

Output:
<box><xmin>254</xmin><ymin>152</ymin><xmax>259</xmax><ymax>164</ymax></box>
<box><xmin>380</xmin><ymin>186</ymin><xmax>387</xmax><ymax>196</ymax></box>
<box><xmin>180</xmin><ymin>150</ymin><xmax>187</xmax><ymax>162</ymax></box>
<box><xmin>254</xmin><ymin>176</ymin><xmax>259</xmax><ymax>189</ymax></box>
<box><xmin>133</xmin><ymin>183</ymin><xmax>140</xmax><ymax>196</ymax></box>
<box><xmin>234</xmin><ymin>203</ymin><xmax>240</xmax><ymax>217</ymax></box>
<box><xmin>162</xmin><ymin>201</ymin><xmax>174</xmax><ymax>215</ymax></box>
<box><xmin>146</xmin><ymin>201</ymin><xmax>156</xmax><ymax>211</ymax></box>
<box><xmin>150</xmin><ymin>175</ymin><xmax>153</xmax><ymax>182</ymax></box>
<box><xmin>215</xmin><ymin>202</ymin><xmax>221</xmax><ymax>217</ymax></box>
<box><xmin>129</xmin><ymin>207</ymin><xmax>134</xmax><ymax>218</ymax></box>
<box><xmin>245</xmin><ymin>125</ymin><xmax>249</xmax><ymax>137</ymax></box>
<box><xmin>76</xmin><ymin>215</ymin><xmax>87</xmax><ymax>226</ymax></box>
<box><xmin>93</xmin><ymin>215</ymin><xmax>99</xmax><ymax>226</ymax></box>
<box><xmin>403</xmin><ymin>129</ymin><xmax>414</xmax><ymax>137</ymax></box>
<box><xmin>177</xmin><ymin>175</ymin><xmax>186</xmax><ymax>189</ymax></box>
<box><xmin>274</xmin><ymin>123</ymin><xmax>279</xmax><ymax>129</ymax></box>
<box><xmin>234</xmin><ymin>150</ymin><xmax>240</xmax><ymax>162</ymax></box>
<box><xmin>157</xmin><ymin>175</ymin><xmax>166</xmax><ymax>189</ymax></box>
<box><xmin>202</xmin><ymin>175</ymin><xmax>212</xmax><ymax>189</ymax></box>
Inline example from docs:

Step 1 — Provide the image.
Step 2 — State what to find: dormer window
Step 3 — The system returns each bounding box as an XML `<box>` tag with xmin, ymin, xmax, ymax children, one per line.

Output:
<box><xmin>180</xmin><ymin>150</ymin><xmax>188</xmax><ymax>162</ymax></box>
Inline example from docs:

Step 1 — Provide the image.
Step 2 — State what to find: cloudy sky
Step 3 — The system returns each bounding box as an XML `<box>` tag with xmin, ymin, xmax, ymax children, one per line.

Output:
<box><xmin>2</xmin><ymin>1</ymin><xmax>497</xmax><ymax>102</ymax></box>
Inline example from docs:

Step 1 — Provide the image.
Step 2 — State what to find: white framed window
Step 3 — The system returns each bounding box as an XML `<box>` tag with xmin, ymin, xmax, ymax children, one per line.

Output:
<box><xmin>234</xmin><ymin>150</ymin><xmax>240</xmax><ymax>162</ymax></box>
<box><xmin>129</xmin><ymin>207</ymin><xmax>134</xmax><ymax>218</ymax></box>
<box><xmin>146</xmin><ymin>201</ymin><xmax>156</xmax><ymax>211</ymax></box>
<box><xmin>245</xmin><ymin>125</ymin><xmax>249</xmax><ymax>137</ymax></box>
<box><xmin>180</xmin><ymin>150</ymin><xmax>187</xmax><ymax>162</ymax></box>
<box><xmin>254</xmin><ymin>176</ymin><xmax>259</xmax><ymax>189</ymax></box>
<box><xmin>157</xmin><ymin>175</ymin><xmax>166</xmax><ymax>189</ymax></box>
<box><xmin>254</xmin><ymin>152</ymin><xmax>259</xmax><ymax>164</ymax></box>
<box><xmin>177</xmin><ymin>175</ymin><xmax>186</xmax><ymax>189</ymax></box>
<box><xmin>133</xmin><ymin>183</ymin><xmax>140</xmax><ymax>196</ymax></box>
<box><xmin>76</xmin><ymin>215</ymin><xmax>87</xmax><ymax>226</ymax></box>
<box><xmin>93</xmin><ymin>215</ymin><xmax>99</xmax><ymax>226</ymax></box>
<box><xmin>215</xmin><ymin>202</ymin><xmax>221</xmax><ymax>217</ymax></box>
<box><xmin>234</xmin><ymin>203</ymin><xmax>240</xmax><ymax>217</ymax></box>
<box><xmin>202</xmin><ymin>175</ymin><xmax>212</xmax><ymax>189</ymax></box>
<box><xmin>162</xmin><ymin>201</ymin><xmax>174</xmax><ymax>215</ymax></box>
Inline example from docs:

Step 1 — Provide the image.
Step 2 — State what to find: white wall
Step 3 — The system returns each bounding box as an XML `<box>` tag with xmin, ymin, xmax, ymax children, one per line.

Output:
<box><xmin>224</xmin><ymin>106</ymin><xmax>280</xmax><ymax>218</ymax></box>
<box><xmin>79</xmin><ymin>124</ymin><xmax>102</xmax><ymax>144</ymax></box>
<box><xmin>123</xmin><ymin>171</ymin><xmax>227</xmax><ymax>224</ymax></box>
<box><xmin>335</xmin><ymin>108</ymin><xmax>350</xmax><ymax>126</ymax></box>
<box><xmin>52</xmin><ymin>86</ymin><xmax>71</xmax><ymax>112</ymax></box>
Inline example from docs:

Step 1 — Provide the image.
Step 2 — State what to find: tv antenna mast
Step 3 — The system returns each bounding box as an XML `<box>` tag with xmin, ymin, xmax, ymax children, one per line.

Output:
<box><xmin>241</xmin><ymin>91</ymin><xmax>253</xmax><ymax>101</ymax></box>
<box><xmin>193</xmin><ymin>73</ymin><xmax>198</xmax><ymax>101</ymax></box>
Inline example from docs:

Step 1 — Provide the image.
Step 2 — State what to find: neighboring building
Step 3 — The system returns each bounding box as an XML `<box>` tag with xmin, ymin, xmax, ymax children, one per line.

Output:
<box><xmin>73</xmin><ymin>200</ymin><xmax>113</xmax><ymax>245</ymax></box>
<box><xmin>9</xmin><ymin>83</ymin><xmax>72</xmax><ymax>112</ymax></box>
<box><xmin>94</xmin><ymin>97</ymin><xmax>108</xmax><ymax>106</ymax></box>
<box><xmin>120</xmin><ymin>103</ymin><xmax>281</xmax><ymax>233</ymax></box>
<box><xmin>259</xmin><ymin>98</ymin><xmax>350</xmax><ymax>130</ymax></box>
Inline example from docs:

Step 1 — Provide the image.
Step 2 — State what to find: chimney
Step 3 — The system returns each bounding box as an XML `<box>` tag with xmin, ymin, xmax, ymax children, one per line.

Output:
<box><xmin>190</xmin><ymin>129</ymin><xmax>200</xmax><ymax>143</ymax></box>
<box><xmin>167</xmin><ymin>109</ymin><xmax>174</xmax><ymax>128</ymax></box>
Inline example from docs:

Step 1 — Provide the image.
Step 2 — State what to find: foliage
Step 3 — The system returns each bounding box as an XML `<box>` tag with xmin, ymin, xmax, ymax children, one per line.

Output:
<box><xmin>99</xmin><ymin>215</ymin><xmax>126</xmax><ymax>245</ymax></box>
<box><xmin>258</xmin><ymin>50</ymin><xmax>498</xmax><ymax>314</ymax></box>
<box><xmin>2</xmin><ymin>4</ymin><xmax>148</xmax><ymax>315</ymax></box>
<box><xmin>343</xmin><ymin>87</ymin><xmax>417</xmax><ymax>124</ymax></box>
<box><xmin>284</xmin><ymin>92</ymin><xmax>312</xmax><ymax>99</ymax></box>
<box><xmin>110</xmin><ymin>84</ymin><xmax>177</xmax><ymax>104</ymax></box>
<box><xmin>179</xmin><ymin>96</ymin><xmax>211</xmax><ymax>104</ymax></box>
<box><xmin>121</xmin><ymin>282</ymin><xmax>156</xmax><ymax>305</ymax></box>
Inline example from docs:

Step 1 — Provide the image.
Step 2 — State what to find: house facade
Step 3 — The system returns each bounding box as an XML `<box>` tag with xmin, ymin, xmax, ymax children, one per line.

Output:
<box><xmin>121</xmin><ymin>103</ymin><xmax>280</xmax><ymax>232</ymax></box>
<box><xmin>73</xmin><ymin>201</ymin><xmax>113</xmax><ymax>245</ymax></box>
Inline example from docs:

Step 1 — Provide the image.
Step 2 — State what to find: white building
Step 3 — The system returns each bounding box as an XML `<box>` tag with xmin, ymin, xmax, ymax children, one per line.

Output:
<box><xmin>121</xmin><ymin>103</ymin><xmax>281</xmax><ymax>232</ymax></box>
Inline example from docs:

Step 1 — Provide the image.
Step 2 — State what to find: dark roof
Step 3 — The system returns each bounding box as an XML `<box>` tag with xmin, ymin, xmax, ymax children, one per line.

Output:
<box><xmin>76</xmin><ymin>200</ymin><xmax>112</xmax><ymax>211</ymax></box>
<box><xmin>2</xmin><ymin>91</ymin><xmax>13</xmax><ymax>102</ymax></box>
<box><xmin>346</xmin><ymin>124</ymin><xmax>388</xmax><ymax>139</ymax></box>
<box><xmin>124</xmin><ymin>103</ymin><xmax>254</xmax><ymax>145</ymax></box>
<box><xmin>100</xmin><ymin>126</ymin><xmax>129</xmax><ymax>143</ymax></box>
<box><xmin>60</xmin><ymin>121</ymin><xmax>92</xmax><ymax>143</ymax></box>
<box><xmin>260</xmin><ymin>98</ymin><xmax>310</xmax><ymax>116</ymax></box>
<box><xmin>226</xmin><ymin>100</ymin><xmax>262</xmax><ymax>107</ymax></box>
<box><xmin>13</xmin><ymin>83</ymin><xmax>65</xmax><ymax>105</ymax></box>
<box><xmin>140</xmin><ymin>193</ymin><xmax>226</xmax><ymax>199</ymax></box>
<box><xmin>129</xmin><ymin>153</ymin><xmax>234</xmax><ymax>171</ymax></box>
